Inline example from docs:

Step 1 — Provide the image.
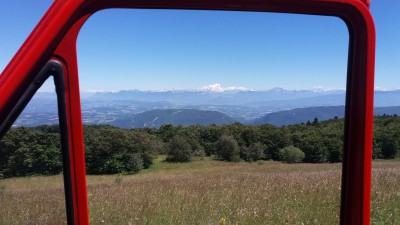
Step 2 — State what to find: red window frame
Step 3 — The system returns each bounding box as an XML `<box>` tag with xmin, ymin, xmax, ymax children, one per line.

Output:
<box><xmin>0</xmin><ymin>0</ymin><xmax>375</xmax><ymax>224</ymax></box>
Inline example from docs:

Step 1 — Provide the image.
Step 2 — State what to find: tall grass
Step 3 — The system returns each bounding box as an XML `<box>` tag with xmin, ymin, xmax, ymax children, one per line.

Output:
<box><xmin>86</xmin><ymin>160</ymin><xmax>341</xmax><ymax>225</ymax></box>
<box><xmin>0</xmin><ymin>176</ymin><xmax>67</xmax><ymax>224</ymax></box>
<box><xmin>0</xmin><ymin>159</ymin><xmax>399</xmax><ymax>224</ymax></box>
<box><xmin>371</xmin><ymin>161</ymin><xmax>400</xmax><ymax>224</ymax></box>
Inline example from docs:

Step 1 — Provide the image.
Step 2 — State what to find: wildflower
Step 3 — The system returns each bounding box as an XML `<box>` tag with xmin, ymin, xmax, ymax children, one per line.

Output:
<box><xmin>220</xmin><ymin>217</ymin><xmax>226</xmax><ymax>225</ymax></box>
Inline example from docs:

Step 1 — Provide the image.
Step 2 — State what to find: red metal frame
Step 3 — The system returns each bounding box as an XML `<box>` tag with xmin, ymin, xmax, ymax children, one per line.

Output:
<box><xmin>0</xmin><ymin>0</ymin><xmax>375</xmax><ymax>224</ymax></box>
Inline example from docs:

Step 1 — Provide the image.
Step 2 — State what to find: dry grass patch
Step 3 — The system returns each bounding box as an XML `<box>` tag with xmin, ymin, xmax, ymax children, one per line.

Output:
<box><xmin>0</xmin><ymin>159</ymin><xmax>399</xmax><ymax>224</ymax></box>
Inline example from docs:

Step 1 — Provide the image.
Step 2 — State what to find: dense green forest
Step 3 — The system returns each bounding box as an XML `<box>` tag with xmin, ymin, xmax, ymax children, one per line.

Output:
<box><xmin>1</xmin><ymin>115</ymin><xmax>399</xmax><ymax>178</ymax></box>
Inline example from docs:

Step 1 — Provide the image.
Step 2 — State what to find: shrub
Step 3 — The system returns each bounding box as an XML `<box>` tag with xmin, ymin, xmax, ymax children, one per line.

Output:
<box><xmin>240</xmin><ymin>142</ymin><xmax>265</xmax><ymax>162</ymax></box>
<box><xmin>141</xmin><ymin>153</ymin><xmax>154</xmax><ymax>169</ymax></box>
<box><xmin>278</xmin><ymin>146</ymin><xmax>305</xmax><ymax>163</ymax></box>
<box><xmin>216</xmin><ymin>135</ymin><xmax>240</xmax><ymax>161</ymax></box>
<box><xmin>167</xmin><ymin>136</ymin><xmax>192</xmax><ymax>162</ymax></box>
<box><xmin>192</xmin><ymin>147</ymin><xmax>206</xmax><ymax>158</ymax></box>
<box><xmin>103</xmin><ymin>157</ymin><xmax>125</xmax><ymax>174</ymax></box>
<box><xmin>125</xmin><ymin>153</ymin><xmax>144</xmax><ymax>173</ymax></box>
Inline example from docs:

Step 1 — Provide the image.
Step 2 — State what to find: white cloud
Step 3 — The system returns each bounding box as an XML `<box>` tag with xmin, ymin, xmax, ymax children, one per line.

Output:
<box><xmin>311</xmin><ymin>86</ymin><xmax>345</xmax><ymax>92</ymax></box>
<box><xmin>198</xmin><ymin>83</ymin><xmax>251</xmax><ymax>92</ymax></box>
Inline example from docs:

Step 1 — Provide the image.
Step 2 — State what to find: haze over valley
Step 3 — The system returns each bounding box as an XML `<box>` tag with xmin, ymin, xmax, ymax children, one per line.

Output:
<box><xmin>15</xmin><ymin>85</ymin><xmax>400</xmax><ymax>128</ymax></box>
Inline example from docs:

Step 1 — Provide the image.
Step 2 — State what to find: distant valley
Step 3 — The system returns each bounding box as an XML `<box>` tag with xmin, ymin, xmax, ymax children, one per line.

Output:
<box><xmin>14</xmin><ymin>88</ymin><xmax>400</xmax><ymax>128</ymax></box>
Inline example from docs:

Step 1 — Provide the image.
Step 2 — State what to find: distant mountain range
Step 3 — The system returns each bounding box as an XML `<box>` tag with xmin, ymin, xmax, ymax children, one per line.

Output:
<box><xmin>13</xmin><ymin>88</ymin><xmax>400</xmax><ymax>128</ymax></box>
<box><xmin>84</xmin><ymin>89</ymin><xmax>400</xmax><ymax>112</ymax></box>
<box><xmin>87</xmin><ymin>88</ymin><xmax>346</xmax><ymax>106</ymax></box>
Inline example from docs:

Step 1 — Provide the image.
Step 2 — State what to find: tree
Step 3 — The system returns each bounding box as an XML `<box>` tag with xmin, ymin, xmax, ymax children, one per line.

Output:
<box><xmin>215</xmin><ymin>135</ymin><xmax>240</xmax><ymax>162</ymax></box>
<box><xmin>157</xmin><ymin>124</ymin><xmax>176</xmax><ymax>142</ymax></box>
<box><xmin>0</xmin><ymin>126</ymin><xmax>62</xmax><ymax>177</ymax></box>
<box><xmin>380</xmin><ymin>135</ymin><xmax>398</xmax><ymax>159</ymax></box>
<box><xmin>259</xmin><ymin>125</ymin><xmax>292</xmax><ymax>160</ymax></box>
<box><xmin>322</xmin><ymin>136</ymin><xmax>343</xmax><ymax>163</ymax></box>
<box><xmin>175</xmin><ymin>125</ymin><xmax>205</xmax><ymax>157</ymax></box>
<box><xmin>166</xmin><ymin>136</ymin><xmax>192</xmax><ymax>162</ymax></box>
<box><xmin>198</xmin><ymin>125</ymin><xmax>223</xmax><ymax>156</ymax></box>
<box><xmin>312</xmin><ymin>117</ymin><xmax>319</xmax><ymax>126</ymax></box>
<box><xmin>240</xmin><ymin>126</ymin><xmax>262</xmax><ymax>147</ymax></box>
<box><xmin>83</xmin><ymin>125</ymin><xmax>147</xmax><ymax>174</ymax></box>
<box><xmin>373</xmin><ymin>117</ymin><xmax>400</xmax><ymax>159</ymax></box>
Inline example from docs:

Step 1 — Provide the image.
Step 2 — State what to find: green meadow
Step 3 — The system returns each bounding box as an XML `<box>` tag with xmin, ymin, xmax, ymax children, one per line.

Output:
<box><xmin>1</xmin><ymin>158</ymin><xmax>400</xmax><ymax>224</ymax></box>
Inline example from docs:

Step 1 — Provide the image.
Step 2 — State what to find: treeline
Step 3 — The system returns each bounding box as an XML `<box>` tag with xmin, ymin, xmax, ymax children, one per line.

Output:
<box><xmin>1</xmin><ymin>116</ymin><xmax>399</xmax><ymax>178</ymax></box>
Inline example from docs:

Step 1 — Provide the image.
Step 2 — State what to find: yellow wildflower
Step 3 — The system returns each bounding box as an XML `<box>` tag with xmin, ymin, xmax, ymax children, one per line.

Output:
<box><xmin>220</xmin><ymin>217</ymin><xmax>226</xmax><ymax>225</ymax></box>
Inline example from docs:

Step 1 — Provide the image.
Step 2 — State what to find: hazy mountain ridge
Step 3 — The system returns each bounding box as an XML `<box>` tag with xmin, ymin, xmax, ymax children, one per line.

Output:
<box><xmin>111</xmin><ymin>109</ymin><xmax>235</xmax><ymax>128</ymax></box>
<box><xmin>253</xmin><ymin>106</ymin><xmax>400</xmax><ymax>126</ymax></box>
<box><xmin>253</xmin><ymin>106</ymin><xmax>345</xmax><ymax>126</ymax></box>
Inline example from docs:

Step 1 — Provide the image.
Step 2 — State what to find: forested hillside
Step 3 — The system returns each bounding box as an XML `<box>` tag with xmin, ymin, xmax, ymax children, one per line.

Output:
<box><xmin>112</xmin><ymin>109</ymin><xmax>235</xmax><ymax>128</ymax></box>
<box><xmin>1</xmin><ymin>115</ymin><xmax>399</xmax><ymax>178</ymax></box>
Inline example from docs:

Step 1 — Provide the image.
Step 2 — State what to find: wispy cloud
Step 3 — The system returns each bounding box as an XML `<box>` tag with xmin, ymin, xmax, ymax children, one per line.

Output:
<box><xmin>374</xmin><ymin>86</ymin><xmax>400</xmax><ymax>91</ymax></box>
<box><xmin>83</xmin><ymin>89</ymin><xmax>119</xmax><ymax>93</ymax></box>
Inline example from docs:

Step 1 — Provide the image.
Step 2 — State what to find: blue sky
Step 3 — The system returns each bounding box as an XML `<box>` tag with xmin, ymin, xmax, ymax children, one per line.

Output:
<box><xmin>0</xmin><ymin>0</ymin><xmax>399</xmax><ymax>92</ymax></box>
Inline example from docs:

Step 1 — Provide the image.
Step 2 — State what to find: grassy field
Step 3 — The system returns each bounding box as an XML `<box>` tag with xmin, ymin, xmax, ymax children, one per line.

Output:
<box><xmin>1</xmin><ymin>158</ymin><xmax>400</xmax><ymax>224</ymax></box>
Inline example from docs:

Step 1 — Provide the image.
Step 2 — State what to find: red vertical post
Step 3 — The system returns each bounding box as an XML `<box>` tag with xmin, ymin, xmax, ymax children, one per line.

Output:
<box><xmin>53</xmin><ymin>15</ymin><xmax>91</xmax><ymax>225</ymax></box>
